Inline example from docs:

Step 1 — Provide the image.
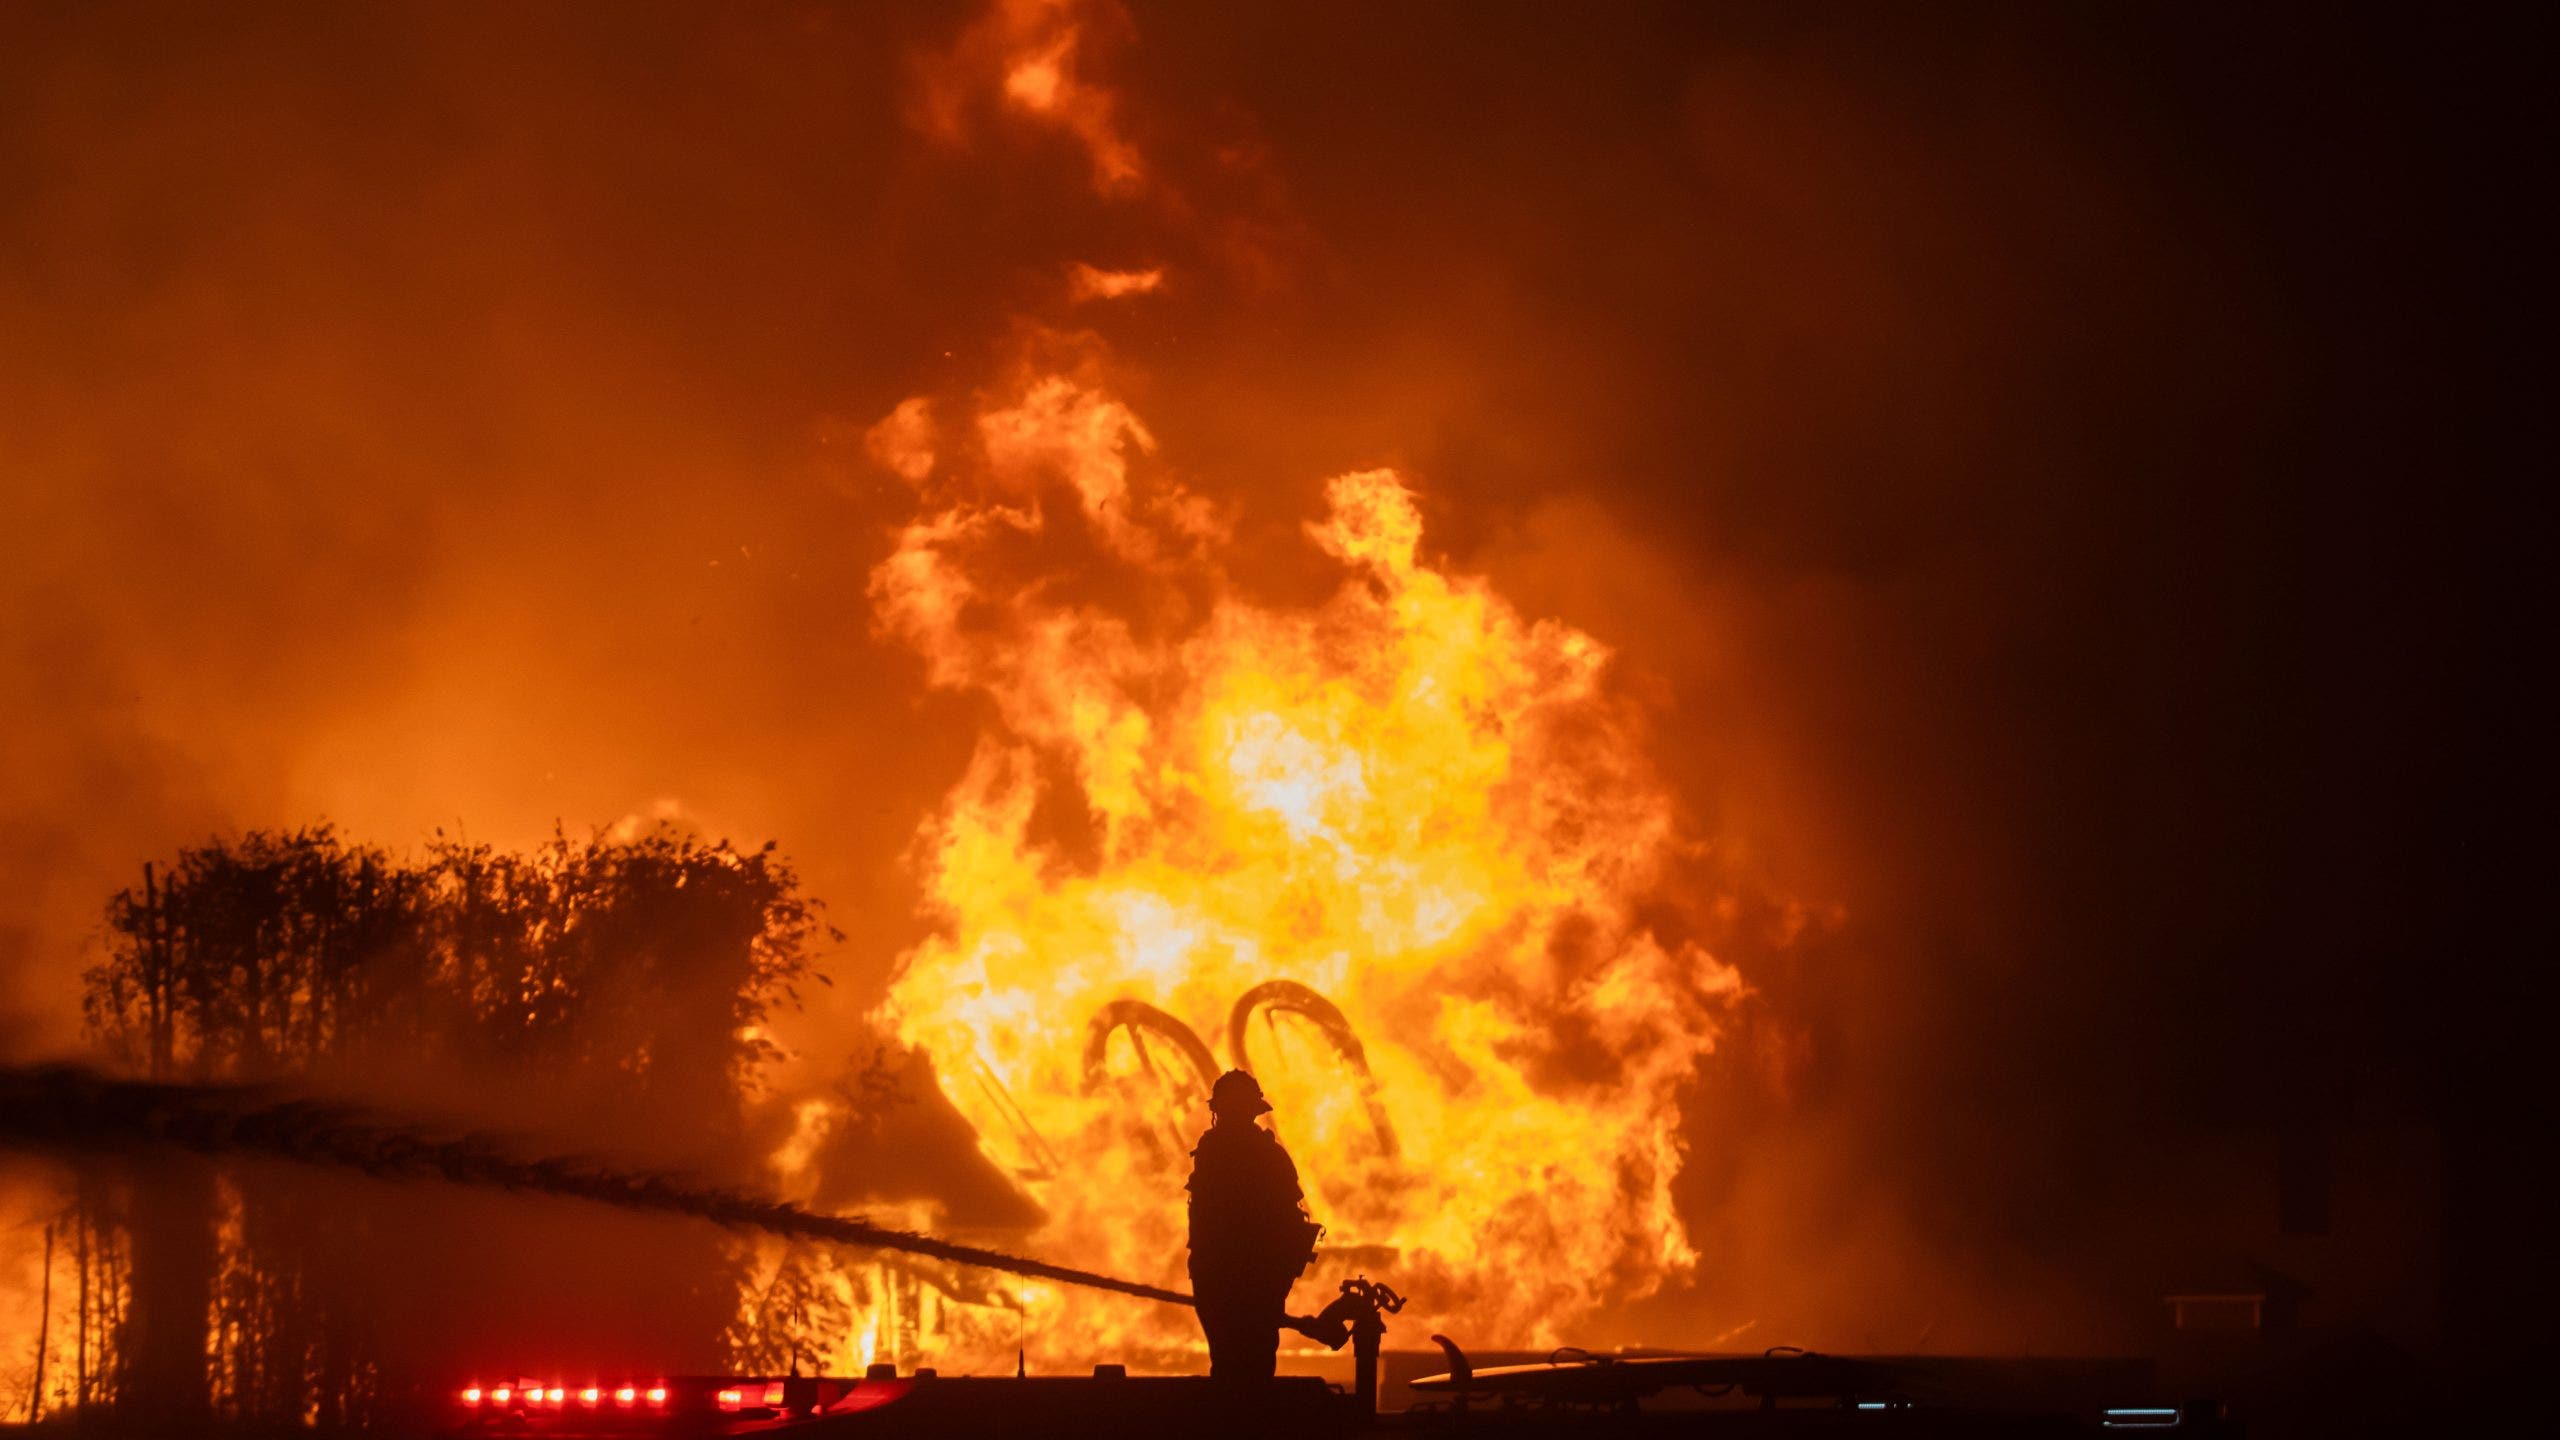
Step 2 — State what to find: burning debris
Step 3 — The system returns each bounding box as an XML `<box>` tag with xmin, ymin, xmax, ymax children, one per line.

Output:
<box><xmin>808</xmin><ymin>3</ymin><xmax>1757</xmax><ymax>1369</ymax></box>
<box><xmin>856</xmin><ymin>453</ymin><xmax>1746</xmax><ymax>1366</ymax></box>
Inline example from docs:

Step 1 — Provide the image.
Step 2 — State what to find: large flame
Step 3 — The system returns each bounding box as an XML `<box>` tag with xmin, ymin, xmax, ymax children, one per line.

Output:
<box><xmin>847</xmin><ymin>366</ymin><xmax>1740</xmax><ymax>1366</ymax></box>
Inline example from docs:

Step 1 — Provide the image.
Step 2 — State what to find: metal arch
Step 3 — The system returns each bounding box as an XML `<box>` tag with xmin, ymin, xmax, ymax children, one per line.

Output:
<box><xmin>1081</xmin><ymin>999</ymin><xmax>1221</xmax><ymax>1162</ymax></box>
<box><xmin>1080</xmin><ymin>999</ymin><xmax>1221</xmax><ymax>1097</ymax></box>
<box><xmin>1225</xmin><ymin>980</ymin><xmax>1400</xmax><ymax>1161</ymax></box>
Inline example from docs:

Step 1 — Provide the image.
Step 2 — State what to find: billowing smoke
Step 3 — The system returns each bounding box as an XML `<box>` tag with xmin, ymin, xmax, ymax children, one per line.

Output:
<box><xmin>1</xmin><ymin>0</ymin><xmax>2497</xmax><ymax>1396</ymax></box>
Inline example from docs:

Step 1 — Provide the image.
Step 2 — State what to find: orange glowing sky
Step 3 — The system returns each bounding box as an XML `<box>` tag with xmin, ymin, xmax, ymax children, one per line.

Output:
<box><xmin>2</xmin><ymin>0</ymin><xmax>2520</xmax><ymax>1369</ymax></box>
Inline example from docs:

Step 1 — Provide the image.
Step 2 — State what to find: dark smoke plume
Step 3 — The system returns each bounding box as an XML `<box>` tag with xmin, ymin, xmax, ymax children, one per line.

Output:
<box><xmin>0</xmin><ymin>1062</ymin><xmax>1190</xmax><ymax>1309</ymax></box>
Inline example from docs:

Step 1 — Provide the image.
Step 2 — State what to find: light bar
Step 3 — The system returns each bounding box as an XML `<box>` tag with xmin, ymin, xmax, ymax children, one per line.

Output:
<box><xmin>2102</xmin><ymin>1406</ymin><xmax>2182</xmax><ymax>1430</ymax></box>
<box><xmin>470</xmin><ymin>1374</ymin><xmax>667</xmax><ymax>1408</ymax></box>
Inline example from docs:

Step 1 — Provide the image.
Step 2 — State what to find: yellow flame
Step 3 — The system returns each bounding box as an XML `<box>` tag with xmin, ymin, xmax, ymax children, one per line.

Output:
<box><xmin>851</xmin><ymin>377</ymin><xmax>1740</xmax><ymax>1367</ymax></box>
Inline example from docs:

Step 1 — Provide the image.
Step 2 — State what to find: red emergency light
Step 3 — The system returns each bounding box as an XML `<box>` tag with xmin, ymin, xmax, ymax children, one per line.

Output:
<box><xmin>714</xmin><ymin>1380</ymin><xmax>791</xmax><ymax>1412</ymax></box>
<box><xmin>458</xmin><ymin>1378</ymin><xmax>669</xmax><ymax>1409</ymax></box>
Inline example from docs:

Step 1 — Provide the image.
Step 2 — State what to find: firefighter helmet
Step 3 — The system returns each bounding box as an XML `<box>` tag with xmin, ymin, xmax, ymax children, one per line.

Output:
<box><xmin>1210</xmin><ymin>1068</ymin><xmax>1273</xmax><ymax>1117</ymax></box>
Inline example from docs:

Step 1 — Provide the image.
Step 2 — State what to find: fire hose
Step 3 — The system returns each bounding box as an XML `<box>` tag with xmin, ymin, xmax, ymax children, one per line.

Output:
<box><xmin>0</xmin><ymin>1061</ymin><xmax>1193</xmax><ymax>1308</ymax></box>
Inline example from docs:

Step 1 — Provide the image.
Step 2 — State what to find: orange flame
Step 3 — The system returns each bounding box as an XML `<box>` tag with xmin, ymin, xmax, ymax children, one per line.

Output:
<box><xmin>1066</xmin><ymin>263</ymin><xmax>1165</xmax><ymax>302</ymax></box>
<box><xmin>854</xmin><ymin>368</ymin><xmax>1740</xmax><ymax>1365</ymax></box>
<box><xmin>911</xmin><ymin>0</ymin><xmax>1145</xmax><ymax>196</ymax></box>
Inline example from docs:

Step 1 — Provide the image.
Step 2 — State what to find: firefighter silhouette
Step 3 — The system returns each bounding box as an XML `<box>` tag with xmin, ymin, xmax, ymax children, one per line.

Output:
<box><xmin>1187</xmin><ymin>1069</ymin><xmax>1320</xmax><ymax>1381</ymax></box>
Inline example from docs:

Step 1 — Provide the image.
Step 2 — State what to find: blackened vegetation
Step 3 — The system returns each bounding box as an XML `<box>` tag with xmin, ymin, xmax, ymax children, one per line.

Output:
<box><xmin>63</xmin><ymin>824</ymin><xmax>832</xmax><ymax>1430</ymax></box>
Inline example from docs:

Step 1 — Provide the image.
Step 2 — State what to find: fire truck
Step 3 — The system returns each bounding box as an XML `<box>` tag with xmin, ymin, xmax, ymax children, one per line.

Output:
<box><xmin>440</xmin><ymin>1330</ymin><xmax>2227</xmax><ymax>1438</ymax></box>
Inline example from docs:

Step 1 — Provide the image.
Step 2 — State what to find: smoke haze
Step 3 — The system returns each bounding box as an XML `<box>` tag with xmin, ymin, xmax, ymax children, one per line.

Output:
<box><xmin>2</xmin><ymin>0</ymin><xmax>2533</xmax><ymax>1373</ymax></box>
